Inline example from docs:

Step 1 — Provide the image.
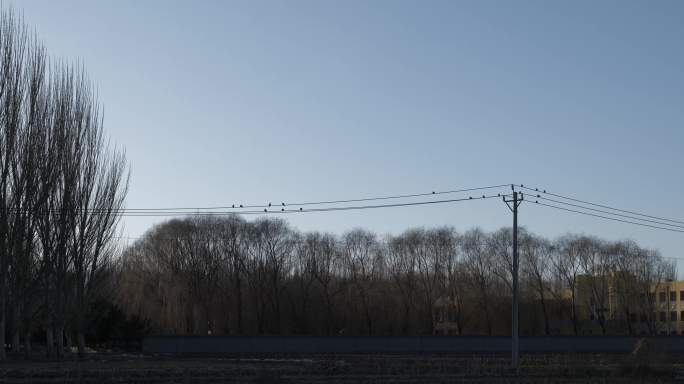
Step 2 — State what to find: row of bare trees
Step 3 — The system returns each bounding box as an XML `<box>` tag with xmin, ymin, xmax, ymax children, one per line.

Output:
<box><xmin>117</xmin><ymin>216</ymin><xmax>674</xmax><ymax>337</ymax></box>
<box><xmin>0</xmin><ymin>10</ymin><xmax>128</xmax><ymax>359</ymax></box>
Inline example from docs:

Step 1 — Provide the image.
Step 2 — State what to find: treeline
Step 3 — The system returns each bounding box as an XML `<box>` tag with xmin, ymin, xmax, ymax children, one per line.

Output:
<box><xmin>0</xmin><ymin>10</ymin><xmax>128</xmax><ymax>358</ymax></box>
<box><xmin>117</xmin><ymin>215</ymin><xmax>675</xmax><ymax>337</ymax></box>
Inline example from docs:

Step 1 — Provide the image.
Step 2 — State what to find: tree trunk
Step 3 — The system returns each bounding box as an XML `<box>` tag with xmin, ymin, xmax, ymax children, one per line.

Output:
<box><xmin>45</xmin><ymin>327</ymin><xmax>54</xmax><ymax>358</ymax></box>
<box><xmin>77</xmin><ymin>331</ymin><xmax>86</xmax><ymax>358</ymax></box>
<box><xmin>55</xmin><ymin>324</ymin><xmax>64</xmax><ymax>357</ymax></box>
<box><xmin>570</xmin><ymin>294</ymin><xmax>579</xmax><ymax>335</ymax></box>
<box><xmin>363</xmin><ymin>298</ymin><xmax>372</xmax><ymax>335</ymax></box>
<box><xmin>11</xmin><ymin>329</ymin><xmax>19</xmax><ymax>355</ymax></box>
<box><xmin>76</xmin><ymin>305</ymin><xmax>86</xmax><ymax>357</ymax></box>
<box><xmin>624</xmin><ymin>310</ymin><xmax>634</xmax><ymax>335</ymax></box>
<box><xmin>66</xmin><ymin>330</ymin><xmax>73</xmax><ymax>353</ymax></box>
<box><xmin>402</xmin><ymin>302</ymin><xmax>410</xmax><ymax>334</ymax></box>
<box><xmin>322</xmin><ymin>285</ymin><xmax>334</xmax><ymax>335</ymax></box>
<box><xmin>599</xmin><ymin>317</ymin><xmax>607</xmax><ymax>335</ymax></box>
<box><xmin>24</xmin><ymin>330</ymin><xmax>31</xmax><ymax>358</ymax></box>
<box><xmin>234</xmin><ymin>276</ymin><xmax>242</xmax><ymax>334</ymax></box>
<box><xmin>539</xmin><ymin>293</ymin><xmax>550</xmax><ymax>335</ymax></box>
<box><xmin>0</xmin><ymin>307</ymin><xmax>6</xmax><ymax>360</ymax></box>
<box><xmin>481</xmin><ymin>297</ymin><xmax>492</xmax><ymax>336</ymax></box>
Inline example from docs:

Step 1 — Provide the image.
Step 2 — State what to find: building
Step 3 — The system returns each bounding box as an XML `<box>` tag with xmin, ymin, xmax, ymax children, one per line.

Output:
<box><xmin>572</xmin><ymin>274</ymin><xmax>684</xmax><ymax>335</ymax></box>
<box><xmin>433</xmin><ymin>275</ymin><xmax>684</xmax><ymax>335</ymax></box>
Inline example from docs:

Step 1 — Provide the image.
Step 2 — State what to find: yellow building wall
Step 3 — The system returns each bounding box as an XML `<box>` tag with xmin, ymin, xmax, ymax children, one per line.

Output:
<box><xmin>652</xmin><ymin>280</ymin><xmax>684</xmax><ymax>334</ymax></box>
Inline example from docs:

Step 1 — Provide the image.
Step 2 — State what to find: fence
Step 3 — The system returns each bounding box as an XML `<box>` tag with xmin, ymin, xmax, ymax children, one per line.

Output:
<box><xmin>142</xmin><ymin>335</ymin><xmax>684</xmax><ymax>354</ymax></box>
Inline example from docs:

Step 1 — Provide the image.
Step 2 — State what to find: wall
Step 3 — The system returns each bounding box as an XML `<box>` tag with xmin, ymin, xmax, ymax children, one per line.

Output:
<box><xmin>142</xmin><ymin>336</ymin><xmax>684</xmax><ymax>354</ymax></box>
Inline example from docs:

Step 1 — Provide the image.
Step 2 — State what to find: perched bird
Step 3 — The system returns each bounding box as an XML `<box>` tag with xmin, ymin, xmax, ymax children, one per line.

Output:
<box><xmin>263</xmin><ymin>209</ymin><xmax>267</xmax><ymax>212</ymax></box>
<box><xmin>281</xmin><ymin>202</ymin><xmax>285</xmax><ymax>206</ymax></box>
<box><xmin>231</xmin><ymin>204</ymin><xmax>235</xmax><ymax>208</ymax></box>
<box><xmin>239</xmin><ymin>204</ymin><xmax>243</xmax><ymax>208</ymax></box>
<box><xmin>299</xmin><ymin>208</ymin><xmax>303</xmax><ymax>211</ymax></box>
<box><xmin>268</xmin><ymin>203</ymin><xmax>272</xmax><ymax>207</ymax></box>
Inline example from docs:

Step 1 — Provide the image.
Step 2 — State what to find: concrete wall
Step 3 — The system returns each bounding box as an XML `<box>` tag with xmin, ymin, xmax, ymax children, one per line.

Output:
<box><xmin>142</xmin><ymin>336</ymin><xmax>684</xmax><ymax>354</ymax></box>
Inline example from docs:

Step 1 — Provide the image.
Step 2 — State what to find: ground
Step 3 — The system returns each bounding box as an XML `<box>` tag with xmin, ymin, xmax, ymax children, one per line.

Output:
<box><xmin>0</xmin><ymin>353</ymin><xmax>681</xmax><ymax>383</ymax></box>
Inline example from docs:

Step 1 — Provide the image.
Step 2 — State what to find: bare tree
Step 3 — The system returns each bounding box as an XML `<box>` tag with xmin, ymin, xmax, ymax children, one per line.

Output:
<box><xmin>552</xmin><ymin>235</ymin><xmax>582</xmax><ymax>335</ymax></box>
<box><xmin>246</xmin><ymin>218</ymin><xmax>293</xmax><ymax>334</ymax></box>
<box><xmin>310</xmin><ymin>233</ymin><xmax>341</xmax><ymax>335</ymax></box>
<box><xmin>463</xmin><ymin>228</ymin><xmax>496</xmax><ymax>335</ymax></box>
<box><xmin>634</xmin><ymin>249</ymin><xmax>675</xmax><ymax>335</ymax></box>
<box><xmin>217</xmin><ymin>215</ymin><xmax>248</xmax><ymax>334</ymax></box>
<box><xmin>70</xmin><ymin>86</ymin><xmax>129</xmax><ymax>356</ymax></box>
<box><xmin>421</xmin><ymin>228</ymin><xmax>452</xmax><ymax>333</ymax></box>
<box><xmin>576</xmin><ymin>236</ymin><xmax>612</xmax><ymax>335</ymax></box>
<box><xmin>116</xmin><ymin>220</ymin><xmax>680</xmax><ymax>339</ymax></box>
<box><xmin>443</xmin><ymin>232</ymin><xmax>466</xmax><ymax>334</ymax></box>
<box><xmin>342</xmin><ymin>229</ymin><xmax>382</xmax><ymax>335</ymax></box>
<box><xmin>521</xmin><ymin>233</ymin><xmax>552</xmax><ymax>335</ymax></box>
<box><xmin>489</xmin><ymin>227</ymin><xmax>514</xmax><ymax>293</ymax></box>
<box><xmin>388</xmin><ymin>232</ymin><xmax>418</xmax><ymax>334</ymax></box>
<box><xmin>288</xmin><ymin>232</ymin><xmax>316</xmax><ymax>334</ymax></box>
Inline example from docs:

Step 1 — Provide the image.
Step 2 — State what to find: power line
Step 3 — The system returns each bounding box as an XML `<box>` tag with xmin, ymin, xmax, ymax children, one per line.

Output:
<box><xmin>112</xmin><ymin>193</ymin><xmax>508</xmax><ymax>240</ymax></box>
<box><xmin>283</xmin><ymin>184</ymin><xmax>511</xmax><ymax>207</ymax></box>
<box><xmin>525</xmin><ymin>199</ymin><xmax>684</xmax><ymax>234</ymax></box>
<box><xmin>2</xmin><ymin>183</ymin><xmax>511</xmax><ymax>215</ymax></box>
<box><xmin>118</xmin><ymin>193</ymin><xmax>507</xmax><ymax>217</ymax></box>
<box><xmin>519</xmin><ymin>185</ymin><xmax>684</xmax><ymax>226</ymax></box>
<box><xmin>526</xmin><ymin>194</ymin><xmax>684</xmax><ymax>230</ymax></box>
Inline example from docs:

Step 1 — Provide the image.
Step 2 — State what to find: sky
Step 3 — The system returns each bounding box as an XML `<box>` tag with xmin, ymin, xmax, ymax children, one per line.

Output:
<box><xmin>16</xmin><ymin>1</ymin><xmax>684</xmax><ymax>269</ymax></box>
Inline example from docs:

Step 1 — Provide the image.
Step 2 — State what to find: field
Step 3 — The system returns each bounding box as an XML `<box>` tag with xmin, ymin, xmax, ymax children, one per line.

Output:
<box><xmin>0</xmin><ymin>353</ymin><xmax>681</xmax><ymax>383</ymax></box>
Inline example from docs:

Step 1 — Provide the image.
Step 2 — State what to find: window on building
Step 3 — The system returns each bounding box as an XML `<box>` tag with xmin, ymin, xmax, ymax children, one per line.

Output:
<box><xmin>671</xmin><ymin>292</ymin><xmax>677</xmax><ymax>302</ymax></box>
<box><xmin>680</xmin><ymin>311</ymin><xmax>684</xmax><ymax>321</ymax></box>
<box><xmin>660</xmin><ymin>292</ymin><xmax>667</xmax><ymax>302</ymax></box>
<box><xmin>671</xmin><ymin>311</ymin><xmax>677</xmax><ymax>322</ymax></box>
<box><xmin>680</xmin><ymin>291</ymin><xmax>684</xmax><ymax>301</ymax></box>
<box><xmin>660</xmin><ymin>311</ymin><xmax>666</xmax><ymax>321</ymax></box>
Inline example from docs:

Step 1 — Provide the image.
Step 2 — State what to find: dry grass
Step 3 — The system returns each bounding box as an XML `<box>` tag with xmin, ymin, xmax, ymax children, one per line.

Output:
<box><xmin>0</xmin><ymin>353</ymin><xmax>681</xmax><ymax>383</ymax></box>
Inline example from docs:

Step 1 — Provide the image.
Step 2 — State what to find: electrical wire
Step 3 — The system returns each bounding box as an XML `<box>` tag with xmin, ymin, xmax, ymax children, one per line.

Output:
<box><xmin>526</xmin><ymin>194</ymin><xmax>684</xmax><ymax>230</ymax></box>
<box><xmin>117</xmin><ymin>193</ymin><xmax>507</xmax><ymax>217</ymax></box>
<box><xmin>1</xmin><ymin>183</ymin><xmax>512</xmax><ymax>215</ymax></box>
<box><xmin>525</xmin><ymin>199</ymin><xmax>684</xmax><ymax>234</ymax></box>
<box><xmin>518</xmin><ymin>185</ymin><xmax>684</xmax><ymax>226</ymax></box>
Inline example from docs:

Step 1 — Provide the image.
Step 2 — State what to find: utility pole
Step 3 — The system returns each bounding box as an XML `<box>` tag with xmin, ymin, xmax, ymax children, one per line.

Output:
<box><xmin>504</xmin><ymin>189</ymin><xmax>523</xmax><ymax>371</ymax></box>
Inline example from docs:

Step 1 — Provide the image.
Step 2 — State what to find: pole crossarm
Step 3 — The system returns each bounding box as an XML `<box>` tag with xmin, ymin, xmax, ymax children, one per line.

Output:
<box><xmin>503</xmin><ymin>192</ymin><xmax>524</xmax><ymax>212</ymax></box>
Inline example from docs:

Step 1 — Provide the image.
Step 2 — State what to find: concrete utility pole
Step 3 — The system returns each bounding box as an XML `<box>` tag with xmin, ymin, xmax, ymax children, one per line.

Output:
<box><xmin>504</xmin><ymin>189</ymin><xmax>523</xmax><ymax>371</ymax></box>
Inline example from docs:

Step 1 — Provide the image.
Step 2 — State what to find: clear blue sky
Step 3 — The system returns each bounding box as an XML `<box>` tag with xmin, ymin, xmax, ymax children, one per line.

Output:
<box><xmin>18</xmin><ymin>1</ymin><xmax>684</xmax><ymax>267</ymax></box>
